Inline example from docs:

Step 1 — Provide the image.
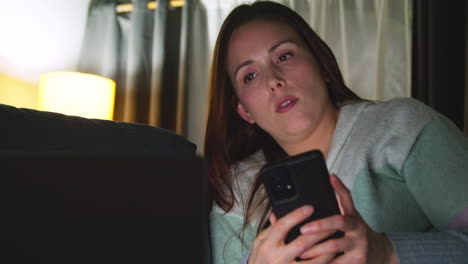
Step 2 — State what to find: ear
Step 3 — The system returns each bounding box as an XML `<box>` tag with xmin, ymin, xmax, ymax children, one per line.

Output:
<box><xmin>236</xmin><ymin>103</ymin><xmax>255</xmax><ymax>124</ymax></box>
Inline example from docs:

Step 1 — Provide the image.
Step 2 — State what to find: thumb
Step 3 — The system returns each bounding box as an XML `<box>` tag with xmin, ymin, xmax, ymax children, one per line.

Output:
<box><xmin>269</xmin><ymin>212</ymin><xmax>277</xmax><ymax>225</ymax></box>
<box><xmin>330</xmin><ymin>174</ymin><xmax>356</xmax><ymax>216</ymax></box>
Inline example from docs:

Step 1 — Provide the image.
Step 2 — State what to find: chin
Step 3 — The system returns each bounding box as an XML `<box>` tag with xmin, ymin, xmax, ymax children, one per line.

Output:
<box><xmin>283</xmin><ymin>120</ymin><xmax>316</xmax><ymax>138</ymax></box>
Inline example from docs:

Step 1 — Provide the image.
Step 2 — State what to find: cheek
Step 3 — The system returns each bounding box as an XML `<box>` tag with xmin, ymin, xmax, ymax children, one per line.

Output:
<box><xmin>236</xmin><ymin>85</ymin><xmax>266</xmax><ymax>113</ymax></box>
<box><xmin>237</xmin><ymin>92</ymin><xmax>258</xmax><ymax>114</ymax></box>
<box><xmin>290</xmin><ymin>62</ymin><xmax>326</xmax><ymax>94</ymax></box>
<box><xmin>293</xmin><ymin>60</ymin><xmax>320</xmax><ymax>80</ymax></box>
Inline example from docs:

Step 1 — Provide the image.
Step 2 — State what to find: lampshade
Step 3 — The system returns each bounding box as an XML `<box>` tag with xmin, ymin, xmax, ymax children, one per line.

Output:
<box><xmin>38</xmin><ymin>72</ymin><xmax>116</xmax><ymax>120</ymax></box>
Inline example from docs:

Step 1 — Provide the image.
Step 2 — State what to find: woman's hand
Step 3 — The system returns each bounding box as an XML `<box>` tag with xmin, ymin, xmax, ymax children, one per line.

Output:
<box><xmin>298</xmin><ymin>174</ymin><xmax>398</xmax><ymax>264</ymax></box>
<box><xmin>247</xmin><ymin>205</ymin><xmax>338</xmax><ymax>264</ymax></box>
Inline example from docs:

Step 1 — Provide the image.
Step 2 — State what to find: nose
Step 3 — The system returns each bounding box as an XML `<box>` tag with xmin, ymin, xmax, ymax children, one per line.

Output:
<box><xmin>267</xmin><ymin>70</ymin><xmax>285</xmax><ymax>92</ymax></box>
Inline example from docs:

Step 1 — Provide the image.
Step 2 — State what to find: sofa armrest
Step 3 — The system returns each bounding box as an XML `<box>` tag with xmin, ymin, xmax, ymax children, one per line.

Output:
<box><xmin>0</xmin><ymin>104</ymin><xmax>196</xmax><ymax>154</ymax></box>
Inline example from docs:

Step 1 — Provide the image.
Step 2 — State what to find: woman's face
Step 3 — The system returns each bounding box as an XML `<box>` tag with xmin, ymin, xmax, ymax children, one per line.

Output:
<box><xmin>227</xmin><ymin>19</ymin><xmax>336</xmax><ymax>147</ymax></box>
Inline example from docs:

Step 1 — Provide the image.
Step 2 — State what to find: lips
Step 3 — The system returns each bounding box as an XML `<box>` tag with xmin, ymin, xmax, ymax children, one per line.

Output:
<box><xmin>276</xmin><ymin>96</ymin><xmax>298</xmax><ymax>113</ymax></box>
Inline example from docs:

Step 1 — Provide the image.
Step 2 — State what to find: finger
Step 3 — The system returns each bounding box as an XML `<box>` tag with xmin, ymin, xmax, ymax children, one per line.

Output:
<box><xmin>299</xmin><ymin>237</ymin><xmax>351</xmax><ymax>259</ymax></box>
<box><xmin>330</xmin><ymin>251</ymin><xmax>366</xmax><ymax>264</ymax></box>
<box><xmin>268</xmin><ymin>205</ymin><xmax>314</xmax><ymax>244</ymax></box>
<box><xmin>330</xmin><ymin>174</ymin><xmax>355</xmax><ymax>216</ymax></box>
<box><xmin>299</xmin><ymin>253</ymin><xmax>336</xmax><ymax>264</ymax></box>
<box><xmin>270</xmin><ymin>212</ymin><xmax>277</xmax><ymax>225</ymax></box>
<box><xmin>284</xmin><ymin>231</ymin><xmax>336</xmax><ymax>261</ymax></box>
<box><xmin>300</xmin><ymin>214</ymin><xmax>357</xmax><ymax>234</ymax></box>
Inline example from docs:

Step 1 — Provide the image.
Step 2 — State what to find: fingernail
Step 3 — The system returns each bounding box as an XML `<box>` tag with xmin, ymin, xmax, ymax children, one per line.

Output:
<box><xmin>300</xmin><ymin>224</ymin><xmax>315</xmax><ymax>234</ymax></box>
<box><xmin>300</xmin><ymin>252</ymin><xmax>312</xmax><ymax>259</ymax></box>
<box><xmin>302</xmin><ymin>205</ymin><xmax>313</xmax><ymax>215</ymax></box>
<box><xmin>300</xmin><ymin>225</ymin><xmax>309</xmax><ymax>234</ymax></box>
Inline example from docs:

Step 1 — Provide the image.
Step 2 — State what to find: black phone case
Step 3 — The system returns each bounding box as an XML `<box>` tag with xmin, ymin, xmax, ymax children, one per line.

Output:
<box><xmin>261</xmin><ymin>150</ymin><xmax>344</xmax><ymax>244</ymax></box>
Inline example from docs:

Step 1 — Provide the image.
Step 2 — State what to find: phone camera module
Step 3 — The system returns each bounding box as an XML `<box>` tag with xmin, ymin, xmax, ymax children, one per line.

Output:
<box><xmin>272</xmin><ymin>173</ymin><xmax>296</xmax><ymax>201</ymax></box>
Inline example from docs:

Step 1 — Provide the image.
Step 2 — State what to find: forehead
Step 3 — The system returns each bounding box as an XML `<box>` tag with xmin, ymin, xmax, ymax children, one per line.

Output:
<box><xmin>226</xmin><ymin>19</ymin><xmax>304</xmax><ymax>68</ymax></box>
<box><xmin>232</xmin><ymin>18</ymin><xmax>298</xmax><ymax>39</ymax></box>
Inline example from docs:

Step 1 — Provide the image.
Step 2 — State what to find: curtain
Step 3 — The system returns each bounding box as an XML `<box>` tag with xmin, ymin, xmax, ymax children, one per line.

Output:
<box><xmin>78</xmin><ymin>0</ymin><xmax>412</xmax><ymax>152</ymax></box>
<box><xmin>79</xmin><ymin>0</ymin><xmax>209</xmax><ymax>150</ymax></box>
<box><xmin>412</xmin><ymin>0</ymin><xmax>467</xmax><ymax>132</ymax></box>
<box><xmin>79</xmin><ymin>0</ymin><xmax>179</xmax><ymax>127</ymax></box>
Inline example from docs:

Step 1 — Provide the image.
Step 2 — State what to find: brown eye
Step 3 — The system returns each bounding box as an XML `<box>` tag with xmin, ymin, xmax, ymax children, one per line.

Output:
<box><xmin>244</xmin><ymin>72</ymin><xmax>257</xmax><ymax>83</ymax></box>
<box><xmin>278</xmin><ymin>53</ymin><xmax>292</xmax><ymax>62</ymax></box>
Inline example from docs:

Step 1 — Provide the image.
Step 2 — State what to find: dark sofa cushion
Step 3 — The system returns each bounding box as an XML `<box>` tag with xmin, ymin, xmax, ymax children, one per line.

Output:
<box><xmin>0</xmin><ymin>104</ymin><xmax>196</xmax><ymax>154</ymax></box>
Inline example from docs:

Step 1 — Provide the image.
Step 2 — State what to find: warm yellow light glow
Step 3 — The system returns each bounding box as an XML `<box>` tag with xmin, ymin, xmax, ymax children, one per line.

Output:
<box><xmin>170</xmin><ymin>0</ymin><xmax>184</xmax><ymax>8</ymax></box>
<box><xmin>38</xmin><ymin>72</ymin><xmax>116</xmax><ymax>120</ymax></box>
<box><xmin>116</xmin><ymin>0</ymin><xmax>184</xmax><ymax>13</ymax></box>
<box><xmin>0</xmin><ymin>72</ymin><xmax>38</xmax><ymax>109</ymax></box>
<box><xmin>147</xmin><ymin>1</ymin><xmax>157</xmax><ymax>10</ymax></box>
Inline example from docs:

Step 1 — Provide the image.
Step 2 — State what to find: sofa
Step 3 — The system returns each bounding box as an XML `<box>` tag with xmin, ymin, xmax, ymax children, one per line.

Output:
<box><xmin>0</xmin><ymin>103</ymin><xmax>211</xmax><ymax>263</ymax></box>
<box><xmin>0</xmin><ymin>104</ymin><xmax>196</xmax><ymax>154</ymax></box>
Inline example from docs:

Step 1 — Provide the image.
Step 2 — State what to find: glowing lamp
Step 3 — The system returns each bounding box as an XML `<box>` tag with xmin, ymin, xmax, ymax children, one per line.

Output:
<box><xmin>38</xmin><ymin>72</ymin><xmax>116</xmax><ymax>120</ymax></box>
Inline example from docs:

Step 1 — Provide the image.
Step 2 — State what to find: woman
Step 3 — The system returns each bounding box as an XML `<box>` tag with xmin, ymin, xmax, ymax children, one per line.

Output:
<box><xmin>205</xmin><ymin>2</ymin><xmax>468</xmax><ymax>264</ymax></box>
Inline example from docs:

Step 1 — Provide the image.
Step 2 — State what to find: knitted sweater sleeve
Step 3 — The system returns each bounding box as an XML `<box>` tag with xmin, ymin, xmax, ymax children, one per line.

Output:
<box><xmin>387</xmin><ymin>113</ymin><xmax>468</xmax><ymax>263</ymax></box>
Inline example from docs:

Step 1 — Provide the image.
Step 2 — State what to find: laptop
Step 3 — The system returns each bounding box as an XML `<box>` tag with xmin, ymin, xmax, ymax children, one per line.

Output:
<box><xmin>0</xmin><ymin>154</ymin><xmax>210</xmax><ymax>263</ymax></box>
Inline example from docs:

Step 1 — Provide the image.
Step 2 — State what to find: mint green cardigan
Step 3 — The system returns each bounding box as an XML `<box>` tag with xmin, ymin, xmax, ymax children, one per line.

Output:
<box><xmin>210</xmin><ymin>98</ymin><xmax>468</xmax><ymax>264</ymax></box>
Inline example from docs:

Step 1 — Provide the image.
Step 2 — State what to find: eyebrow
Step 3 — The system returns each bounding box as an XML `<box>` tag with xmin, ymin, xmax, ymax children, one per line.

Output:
<box><xmin>233</xmin><ymin>40</ymin><xmax>295</xmax><ymax>79</ymax></box>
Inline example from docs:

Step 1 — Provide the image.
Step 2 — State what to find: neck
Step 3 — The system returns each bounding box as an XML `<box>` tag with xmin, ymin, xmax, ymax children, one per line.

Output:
<box><xmin>280</xmin><ymin>106</ymin><xmax>340</xmax><ymax>158</ymax></box>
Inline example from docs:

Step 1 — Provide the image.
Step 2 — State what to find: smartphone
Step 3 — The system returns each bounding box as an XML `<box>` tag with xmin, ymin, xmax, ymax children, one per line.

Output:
<box><xmin>261</xmin><ymin>149</ymin><xmax>344</xmax><ymax>244</ymax></box>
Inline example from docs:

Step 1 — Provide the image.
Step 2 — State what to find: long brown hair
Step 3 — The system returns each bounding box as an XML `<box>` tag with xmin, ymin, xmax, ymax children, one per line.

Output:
<box><xmin>204</xmin><ymin>1</ymin><xmax>361</xmax><ymax>231</ymax></box>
